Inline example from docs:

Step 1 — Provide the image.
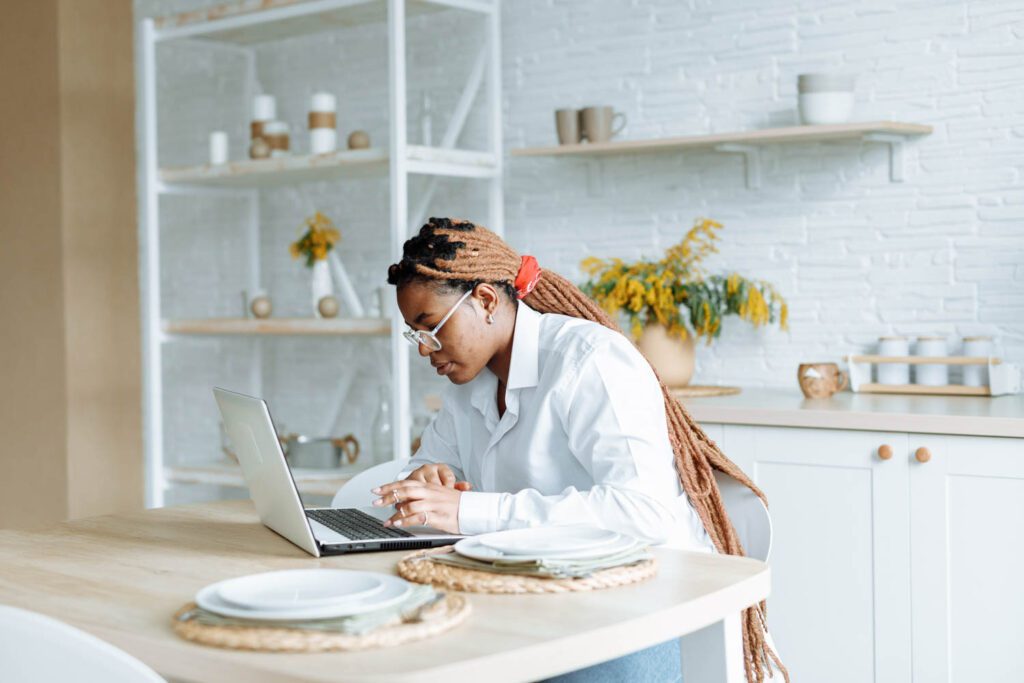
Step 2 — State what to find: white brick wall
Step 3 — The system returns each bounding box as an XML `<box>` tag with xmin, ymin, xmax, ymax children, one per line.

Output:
<box><xmin>135</xmin><ymin>0</ymin><xmax>1023</xmax><ymax>478</ymax></box>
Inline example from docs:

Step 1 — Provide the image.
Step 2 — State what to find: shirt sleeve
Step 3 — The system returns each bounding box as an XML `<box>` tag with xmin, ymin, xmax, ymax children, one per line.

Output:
<box><xmin>396</xmin><ymin>391</ymin><xmax>467</xmax><ymax>482</ymax></box>
<box><xmin>458</xmin><ymin>336</ymin><xmax>684</xmax><ymax>544</ymax></box>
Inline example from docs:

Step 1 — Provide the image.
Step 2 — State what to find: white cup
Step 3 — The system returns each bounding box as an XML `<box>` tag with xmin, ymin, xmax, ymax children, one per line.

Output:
<box><xmin>877</xmin><ymin>336</ymin><xmax>909</xmax><ymax>385</ymax></box>
<box><xmin>209</xmin><ymin>131</ymin><xmax>228</xmax><ymax>165</ymax></box>
<box><xmin>962</xmin><ymin>336</ymin><xmax>993</xmax><ymax>387</ymax></box>
<box><xmin>914</xmin><ymin>336</ymin><xmax>948</xmax><ymax>386</ymax></box>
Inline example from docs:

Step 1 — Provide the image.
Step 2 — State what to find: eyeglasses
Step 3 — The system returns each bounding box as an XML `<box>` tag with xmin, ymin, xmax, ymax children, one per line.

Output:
<box><xmin>401</xmin><ymin>289</ymin><xmax>473</xmax><ymax>352</ymax></box>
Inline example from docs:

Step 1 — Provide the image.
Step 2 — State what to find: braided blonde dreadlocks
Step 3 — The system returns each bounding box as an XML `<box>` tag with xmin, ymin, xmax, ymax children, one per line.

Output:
<box><xmin>388</xmin><ymin>218</ymin><xmax>787</xmax><ymax>683</ymax></box>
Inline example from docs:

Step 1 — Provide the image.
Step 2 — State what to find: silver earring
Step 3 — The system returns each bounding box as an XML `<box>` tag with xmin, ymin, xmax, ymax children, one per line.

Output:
<box><xmin>486</xmin><ymin>313</ymin><xmax>494</xmax><ymax>325</ymax></box>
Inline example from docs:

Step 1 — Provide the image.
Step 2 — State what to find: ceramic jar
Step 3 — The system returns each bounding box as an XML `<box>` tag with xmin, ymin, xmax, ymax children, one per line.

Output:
<box><xmin>877</xmin><ymin>336</ymin><xmax>909</xmax><ymax>385</ymax></box>
<box><xmin>914</xmin><ymin>336</ymin><xmax>948</xmax><ymax>386</ymax></box>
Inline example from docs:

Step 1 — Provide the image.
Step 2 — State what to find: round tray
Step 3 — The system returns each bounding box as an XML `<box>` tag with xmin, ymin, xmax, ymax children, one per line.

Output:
<box><xmin>171</xmin><ymin>593</ymin><xmax>470</xmax><ymax>653</ymax></box>
<box><xmin>396</xmin><ymin>547</ymin><xmax>658</xmax><ymax>594</ymax></box>
<box><xmin>671</xmin><ymin>385</ymin><xmax>742</xmax><ymax>398</ymax></box>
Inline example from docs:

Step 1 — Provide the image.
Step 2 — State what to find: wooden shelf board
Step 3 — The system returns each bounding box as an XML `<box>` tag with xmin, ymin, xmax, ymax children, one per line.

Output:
<box><xmin>511</xmin><ymin>121</ymin><xmax>933</xmax><ymax>158</ymax></box>
<box><xmin>855</xmin><ymin>383</ymin><xmax>991</xmax><ymax>397</ymax></box>
<box><xmin>849</xmin><ymin>354</ymin><xmax>1001</xmax><ymax>366</ymax></box>
<box><xmin>165</xmin><ymin>462</ymin><xmax>355</xmax><ymax>497</ymax></box>
<box><xmin>163</xmin><ymin>317</ymin><xmax>391</xmax><ymax>336</ymax></box>
<box><xmin>159</xmin><ymin>146</ymin><xmax>497</xmax><ymax>188</ymax></box>
<box><xmin>159</xmin><ymin>148</ymin><xmax>388</xmax><ymax>188</ymax></box>
<box><xmin>154</xmin><ymin>0</ymin><xmax>443</xmax><ymax>45</ymax></box>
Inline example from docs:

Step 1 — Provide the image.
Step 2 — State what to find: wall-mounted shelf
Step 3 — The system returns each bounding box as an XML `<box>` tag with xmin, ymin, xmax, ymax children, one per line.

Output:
<box><xmin>163</xmin><ymin>317</ymin><xmax>391</xmax><ymax>336</ymax></box>
<box><xmin>159</xmin><ymin>146</ymin><xmax>497</xmax><ymax>190</ymax></box>
<box><xmin>512</xmin><ymin>121</ymin><xmax>933</xmax><ymax>187</ymax></box>
<box><xmin>165</xmin><ymin>462</ymin><xmax>354</xmax><ymax>497</ymax></box>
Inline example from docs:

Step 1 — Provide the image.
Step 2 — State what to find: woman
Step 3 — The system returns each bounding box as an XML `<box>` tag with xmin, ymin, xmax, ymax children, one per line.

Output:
<box><xmin>371</xmin><ymin>218</ymin><xmax>785</xmax><ymax>683</ymax></box>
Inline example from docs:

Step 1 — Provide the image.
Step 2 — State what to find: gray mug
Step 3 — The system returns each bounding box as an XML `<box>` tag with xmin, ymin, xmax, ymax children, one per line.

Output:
<box><xmin>580</xmin><ymin>106</ymin><xmax>626</xmax><ymax>143</ymax></box>
<box><xmin>555</xmin><ymin>108</ymin><xmax>581</xmax><ymax>145</ymax></box>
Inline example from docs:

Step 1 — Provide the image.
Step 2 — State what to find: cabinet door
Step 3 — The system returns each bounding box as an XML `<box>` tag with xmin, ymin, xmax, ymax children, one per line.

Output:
<box><xmin>909</xmin><ymin>434</ymin><xmax>1024</xmax><ymax>683</ymax></box>
<box><xmin>722</xmin><ymin>425</ymin><xmax>912</xmax><ymax>683</ymax></box>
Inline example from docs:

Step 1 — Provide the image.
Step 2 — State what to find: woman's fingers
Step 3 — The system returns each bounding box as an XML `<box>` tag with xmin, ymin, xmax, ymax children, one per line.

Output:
<box><xmin>439</xmin><ymin>467</ymin><xmax>455</xmax><ymax>487</ymax></box>
<box><xmin>453</xmin><ymin>481</ymin><xmax>472</xmax><ymax>491</ymax></box>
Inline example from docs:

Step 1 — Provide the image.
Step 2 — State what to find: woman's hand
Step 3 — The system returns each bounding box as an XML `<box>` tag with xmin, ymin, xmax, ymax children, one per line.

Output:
<box><xmin>404</xmin><ymin>463</ymin><xmax>473</xmax><ymax>492</ymax></box>
<box><xmin>371</xmin><ymin>480</ymin><xmax>465</xmax><ymax>534</ymax></box>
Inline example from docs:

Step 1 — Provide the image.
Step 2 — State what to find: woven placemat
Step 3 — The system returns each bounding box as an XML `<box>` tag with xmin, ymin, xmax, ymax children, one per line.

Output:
<box><xmin>396</xmin><ymin>547</ymin><xmax>658</xmax><ymax>594</ymax></box>
<box><xmin>171</xmin><ymin>594</ymin><xmax>470</xmax><ymax>653</ymax></box>
<box><xmin>672</xmin><ymin>385</ymin><xmax>742</xmax><ymax>398</ymax></box>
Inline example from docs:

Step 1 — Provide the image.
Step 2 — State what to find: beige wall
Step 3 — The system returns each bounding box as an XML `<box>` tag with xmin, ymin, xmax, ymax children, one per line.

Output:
<box><xmin>0</xmin><ymin>0</ymin><xmax>141</xmax><ymax>528</ymax></box>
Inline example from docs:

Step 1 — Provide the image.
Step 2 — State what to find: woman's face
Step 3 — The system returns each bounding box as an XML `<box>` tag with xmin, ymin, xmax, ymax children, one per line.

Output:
<box><xmin>396</xmin><ymin>282</ymin><xmax>498</xmax><ymax>385</ymax></box>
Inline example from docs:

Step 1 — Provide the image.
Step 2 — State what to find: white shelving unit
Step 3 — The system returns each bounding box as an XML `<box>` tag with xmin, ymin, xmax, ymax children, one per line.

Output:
<box><xmin>136</xmin><ymin>0</ymin><xmax>503</xmax><ymax>507</ymax></box>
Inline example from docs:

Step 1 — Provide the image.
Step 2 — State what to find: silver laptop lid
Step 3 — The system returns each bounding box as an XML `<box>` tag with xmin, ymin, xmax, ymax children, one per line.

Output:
<box><xmin>212</xmin><ymin>387</ymin><xmax>321</xmax><ymax>557</ymax></box>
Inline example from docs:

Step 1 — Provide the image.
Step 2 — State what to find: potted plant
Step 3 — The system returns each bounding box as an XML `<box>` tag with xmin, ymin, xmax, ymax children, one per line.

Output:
<box><xmin>290</xmin><ymin>211</ymin><xmax>341</xmax><ymax>317</ymax></box>
<box><xmin>580</xmin><ymin>218</ymin><xmax>789</xmax><ymax>387</ymax></box>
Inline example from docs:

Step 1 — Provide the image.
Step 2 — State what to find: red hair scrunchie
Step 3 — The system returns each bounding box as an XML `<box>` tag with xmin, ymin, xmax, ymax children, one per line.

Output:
<box><xmin>514</xmin><ymin>255</ymin><xmax>541</xmax><ymax>299</ymax></box>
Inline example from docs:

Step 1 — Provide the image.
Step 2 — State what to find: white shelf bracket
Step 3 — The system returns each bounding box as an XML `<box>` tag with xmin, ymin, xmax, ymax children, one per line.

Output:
<box><xmin>714</xmin><ymin>143</ymin><xmax>761</xmax><ymax>189</ymax></box>
<box><xmin>862</xmin><ymin>133</ymin><xmax>906</xmax><ymax>182</ymax></box>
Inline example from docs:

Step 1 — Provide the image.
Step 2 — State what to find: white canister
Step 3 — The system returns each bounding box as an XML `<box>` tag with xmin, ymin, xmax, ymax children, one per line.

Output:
<box><xmin>914</xmin><ymin>336</ymin><xmax>948</xmax><ymax>386</ymax></box>
<box><xmin>252</xmin><ymin>94</ymin><xmax>277</xmax><ymax>121</ymax></box>
<box><xmin>208</xmin><ymin>131</ymin><xmax>228</xmax><ymax>165</ymax></box>
<box><xmin>310</xmin><ymin>128</ymin><xmax>338</xmax><ymax>155</ymax></box>
<box><xmin>962</xmin><ymin>336</ymin><xmax>994</xmax><ymax>387</ymax></box>
<box><xmin>877</xmin><ymin>336</ymin><xmax>910</xmax><ymax>385</ymax></box>
<box><xmin>797</xmin><ymin>73</ymin><xmax>856</xmax><ymax>125</ymax></box>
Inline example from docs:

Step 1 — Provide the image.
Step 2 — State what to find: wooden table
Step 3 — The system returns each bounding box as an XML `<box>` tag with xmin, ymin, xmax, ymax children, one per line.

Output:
<box><xmin>0</xmin><ymin>502</ymin><xmax>769</xmax><ymax>682</ymax></box>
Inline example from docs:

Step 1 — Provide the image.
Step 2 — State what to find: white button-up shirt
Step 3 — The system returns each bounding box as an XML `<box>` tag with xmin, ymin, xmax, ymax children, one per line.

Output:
<box><xmin>400</xmin><ymin>301</ymin><xmax>714</xmax><ymax>551</ymax></box>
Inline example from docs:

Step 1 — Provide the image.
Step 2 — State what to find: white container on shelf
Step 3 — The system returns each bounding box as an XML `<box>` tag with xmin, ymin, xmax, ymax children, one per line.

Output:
<box><xmin>798</xmin><ymin>73</ymin><xmax>856</xmax><ymax>125</ymax></box>
<box><xmin>208</xmin><ymin>131</ymin><xmax>228</xmax><ymax>165</ymax></box>
<box><xmin>310</xmin><ymin>128</ymin><xmax>338</xmax><ymax>155</ymax></box>
<box><xmin>962</xmin><ymin>336</ymin><xmax>994</xmax><ymax>387</ymax></box>
<box><xmin>914</xmin><ymin>336</ymin><xmax>948</xmax><ymax>386</ymax></box>
<box><xmin>877</xmin><ymin>336</ymin><xmax>910</xmax><ymax>385</ymax></box>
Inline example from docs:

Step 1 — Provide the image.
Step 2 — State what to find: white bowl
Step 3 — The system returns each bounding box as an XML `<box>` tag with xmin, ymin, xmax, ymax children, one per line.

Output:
<box><xmin>799</xmin><ymin>92</ymin><xmax>855</xmax><ymax>125</ymax></box>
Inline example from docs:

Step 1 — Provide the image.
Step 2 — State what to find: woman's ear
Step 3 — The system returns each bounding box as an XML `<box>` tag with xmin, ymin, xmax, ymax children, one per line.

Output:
<box><xmin>471</xmin><ymin>283</ymin><xmax>501</xmax><ymax>316</ymax></box>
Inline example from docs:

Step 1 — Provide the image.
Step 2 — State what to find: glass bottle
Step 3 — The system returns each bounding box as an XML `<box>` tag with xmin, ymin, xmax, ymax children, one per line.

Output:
<box><xmin>371</xmin><ymin>386</ymin><xmax>393</xmax><ymax>465</ymax></box>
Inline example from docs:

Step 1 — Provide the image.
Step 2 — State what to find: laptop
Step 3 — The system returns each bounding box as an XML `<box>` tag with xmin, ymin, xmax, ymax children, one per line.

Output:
<box><xmin>213</xmin><ymin>387</ymin><xmax>464</xmax><ymax>557</ymax></box>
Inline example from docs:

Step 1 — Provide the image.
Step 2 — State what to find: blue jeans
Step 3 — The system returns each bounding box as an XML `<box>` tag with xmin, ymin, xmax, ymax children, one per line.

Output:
<box><xmin>538</xmin><ymin>638</ymin><xmax>682</xmax><ymax>683</ymax></box>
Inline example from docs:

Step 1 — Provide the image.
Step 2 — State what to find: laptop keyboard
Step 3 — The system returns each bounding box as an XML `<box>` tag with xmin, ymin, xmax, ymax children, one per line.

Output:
<box><xmin>306</xmin><ymin>508</ymin><xmax>414</xmax><ymax>540</ymax></box>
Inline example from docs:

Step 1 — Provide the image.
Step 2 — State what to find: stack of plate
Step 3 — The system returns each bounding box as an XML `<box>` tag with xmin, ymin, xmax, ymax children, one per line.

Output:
<box><xmin>446</xmin><ymin>526</ymin><xmax>650</xmax><ymax>578</ymax></box>
<box><xmin>195</xmin><ymin>569</ymin><xmax>415</xmax><ymax>622</ymax></box>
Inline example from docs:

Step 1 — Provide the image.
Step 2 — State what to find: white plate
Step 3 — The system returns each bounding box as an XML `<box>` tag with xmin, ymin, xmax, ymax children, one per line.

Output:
<box><xmin>196</xmin><ymin>573</ymin><xmax>412</xmax><ymax>621</ymax></box>
<box><xmin>459</xmin><ymin>532</ymin><xmax>636</xmax><ymax>562</ymax></box>
<box><xmin>477</xmin><ymin>525</ymin><xmax>621</xmax><ymax>556</ymax></box>
<box><xmin>217</xmin><ymin>569</ymin><xmax>385</xmax><ymax>611</ymax></box>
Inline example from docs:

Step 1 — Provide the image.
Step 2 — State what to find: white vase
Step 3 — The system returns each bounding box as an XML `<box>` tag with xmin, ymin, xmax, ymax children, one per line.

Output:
<box><xmin>311</xmin><ymin>260</ymin><xmax>333</xmax><ymax>317</ymax></box>
<box><xmin>636</xmin><ymin>324</ymin><xmax>696</xmax><ymax>388</ymax></box>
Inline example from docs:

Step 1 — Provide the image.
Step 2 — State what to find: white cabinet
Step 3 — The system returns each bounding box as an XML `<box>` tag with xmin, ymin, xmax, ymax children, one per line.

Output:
<box><xmin>721</xmin><ymin>425</ymin><xmax>912</xmax><ymax>683</ymax></box>
<box><xmin>710</xmin><ymin>423</ymin><xmax>1024</xmax><ymax>683</ymax></box>
<box><xmin>908</xmin><ymin>434</ymin><xmax>1024</xmax><ymax>683</ymax></box>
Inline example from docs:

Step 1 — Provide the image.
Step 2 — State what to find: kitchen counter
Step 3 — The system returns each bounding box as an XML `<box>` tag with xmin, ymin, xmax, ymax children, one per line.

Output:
<box><xmin>679</xmin><ymin>388</ymin><xmax>1024</xmax><ymax>438</ymax></box>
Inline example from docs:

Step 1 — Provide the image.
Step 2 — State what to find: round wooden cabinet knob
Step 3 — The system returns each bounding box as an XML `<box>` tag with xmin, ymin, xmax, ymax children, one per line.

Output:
<box><xmin>915</xmin><ymin>447</ymin><xmax>932</xmax><ymax>463</ymax></box>
<box><xmin>877</xmin><ymin>444</ymin><xmax>894</xmax><ymax>460</ymax></box>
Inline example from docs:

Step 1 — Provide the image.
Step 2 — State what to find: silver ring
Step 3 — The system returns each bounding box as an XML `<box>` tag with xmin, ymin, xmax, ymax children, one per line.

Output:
<box><xmin>393</xmin><ymin>490</ymin><xmax>401</xmax><ymax>505</ymax></box>
<box><xmin>423</xmin><ymin>512</ymin><xmax>429</xmax><ymax>527</ymax></box>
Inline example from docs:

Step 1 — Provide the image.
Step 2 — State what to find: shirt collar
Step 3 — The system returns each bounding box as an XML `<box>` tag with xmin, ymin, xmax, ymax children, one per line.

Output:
<box><xmin>506</xmin><ymin>300</ymin><xmax>541</xmax><ymax>391</ymax></box>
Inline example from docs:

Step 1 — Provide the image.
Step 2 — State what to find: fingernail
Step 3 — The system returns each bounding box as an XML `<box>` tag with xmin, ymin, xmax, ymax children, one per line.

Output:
<box><xmin>371</xmin><ymin>487</ymin><xmax>381</xmax><ymax>494</ymax></box>
<box><xmin>394</xmin><ymin>520</ymin><xmax>403</xmax><ymax>527</ymax></box>
<box><xmin>372</xmin><ymin>498</ymin><xmax>383</xmax><ymax>506</ymax></box>
<box><xmin>383</xmin><ymin>520</ymin><xmax>391</xmax><ymax>527</ymax></box>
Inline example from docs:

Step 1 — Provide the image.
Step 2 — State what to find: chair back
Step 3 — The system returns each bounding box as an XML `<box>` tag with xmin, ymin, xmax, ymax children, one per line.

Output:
<box><xmin>714</xmin><ymin>470</ymin><xmax>772</xmax><ymax>562</ymax></box>
<box><xmin>0</xmin><ymin>605</ymin><xmax>165</xmax><ymax>683</ymax></box>
<box><xmin>331</xmin><ymin>459</ymin><xmax>407</xmax><ymax>509</ymax></box>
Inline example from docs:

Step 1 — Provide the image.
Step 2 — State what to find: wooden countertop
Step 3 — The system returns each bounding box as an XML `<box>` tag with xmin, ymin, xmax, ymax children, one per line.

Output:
<box><xmin>0</xmin><ymin>501</ymin><xmax>769</xmax><ymax>683</ymax></box>
<box><xmin>679</xmin><ymin>388</ymin><xmax>1024</xmax><ymax>438</ymax></box>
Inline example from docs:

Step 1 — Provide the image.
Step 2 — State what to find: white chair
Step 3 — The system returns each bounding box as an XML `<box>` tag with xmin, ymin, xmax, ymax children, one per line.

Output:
<box><xmin>331</xmin><ymin>459</ymin><xmax>407</xmax><ymax>509</ymax></box>
<box><xmin>679</xmin><ymin>471</ymin><xmax>777</xmax><ymax>683</ymax></box>
<box><xmin>0</xmin><ymin>605</ymin><xmax>165</xmax><ymax>683</ymax></box>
